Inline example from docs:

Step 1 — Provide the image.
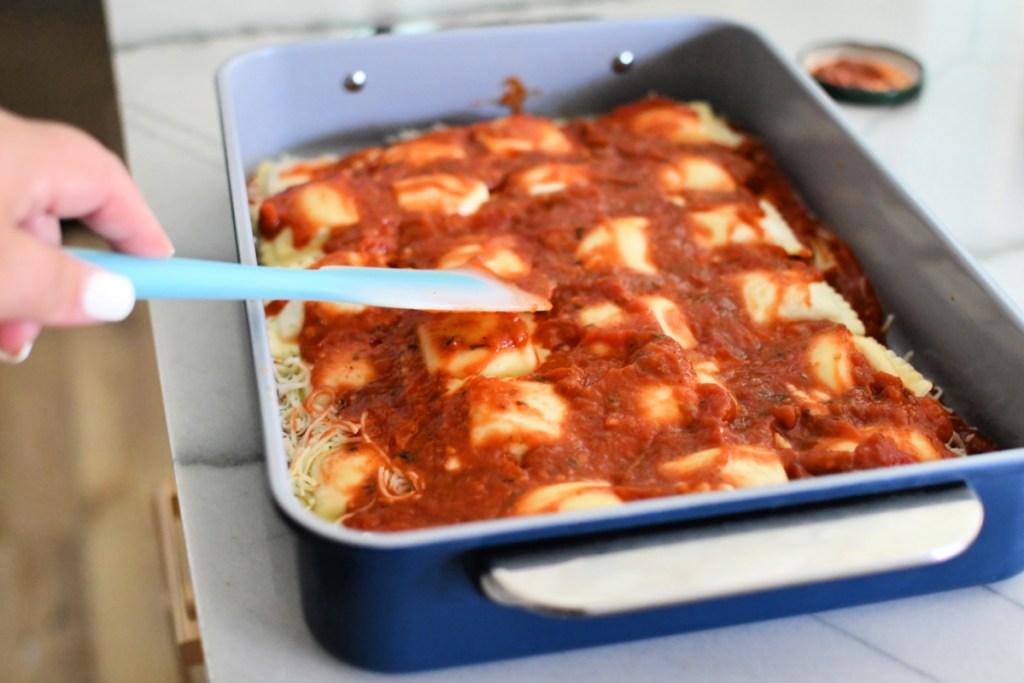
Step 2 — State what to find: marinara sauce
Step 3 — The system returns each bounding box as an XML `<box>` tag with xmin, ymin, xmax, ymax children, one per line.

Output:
<box><xmin>259</xmin><ymin>96</ymin><xmax>993</xmax><ymax>531</ymax></box>
<box><xmin>811</xmin><ymin>58</ymin><xmax>914</xmax><ymax>92</ymax></box>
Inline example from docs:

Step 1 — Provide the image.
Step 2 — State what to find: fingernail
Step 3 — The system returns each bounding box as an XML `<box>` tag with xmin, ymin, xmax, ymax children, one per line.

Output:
<box><xmin>82</xmin><ymin>271</ymin><xmax>136</xmax><ymax>322</ymax></box>
<box><xmin>0</xmin><ymin>341</ymin><xmax>33</xmax><ymax>364</ymax></box>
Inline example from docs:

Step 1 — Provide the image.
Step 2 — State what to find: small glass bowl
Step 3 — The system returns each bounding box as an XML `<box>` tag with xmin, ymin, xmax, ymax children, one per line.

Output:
<box><xmin>800</xmin><ymin>41</ymin><xmax>924</xmax><ymax>105</ymax></box>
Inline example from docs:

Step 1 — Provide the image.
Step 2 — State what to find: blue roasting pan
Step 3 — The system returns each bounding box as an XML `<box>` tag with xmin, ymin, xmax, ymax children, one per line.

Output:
<box><xmin>216</xmin><ymin>16</ymin><xmax>1024</xmax><ymax>672</ymax></box>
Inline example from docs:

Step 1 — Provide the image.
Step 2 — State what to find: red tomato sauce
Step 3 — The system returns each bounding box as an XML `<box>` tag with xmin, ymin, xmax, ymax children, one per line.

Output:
<box><xmin>258</xmin><ymin>97</ymin><xmax>993</xmax><ymax>531</ymax></box>
<box><xmin>812</xmin><ymin>58</ymin><xmax>914</xmax><ymax>92</ymax></box>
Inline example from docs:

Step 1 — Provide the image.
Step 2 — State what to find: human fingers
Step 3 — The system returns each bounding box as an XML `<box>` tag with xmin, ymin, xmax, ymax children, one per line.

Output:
<box><xmin>0</xmin><ymin>110</ymin><xmax>173</xmax><ymax>257</ymax></box>
<box><xmin>0</xmin><ymin>321</ymin><xmax>41</xmax><ymax>363</ymax></box>
<box><xmin>0</xmin><ymin>229</ymin><xmax>135</xmax><ymax>327</ymax></box>
<box><xmin>18</xmin><ymin>212</ymin><xmax>61</xmax><ymax>245</ymax></box>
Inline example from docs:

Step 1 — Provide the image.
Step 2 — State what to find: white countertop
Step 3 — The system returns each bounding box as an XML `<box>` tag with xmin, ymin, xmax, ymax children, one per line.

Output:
<box><xmin>105</xmin><ymin>0</ymin><xmax>1024</xmax><ymax>680</ymax></box>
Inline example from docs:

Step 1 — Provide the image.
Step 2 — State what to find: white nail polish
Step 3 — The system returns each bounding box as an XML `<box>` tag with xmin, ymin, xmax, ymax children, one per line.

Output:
<box><xmin>82</xmin><ymin>271</ymin><xmax>136</xmax><ymax>322</ymax></box>
<box><xmin>0</xmin><ymin>341</ymin><xmax>33</xmax><ymax>364</ymax></box>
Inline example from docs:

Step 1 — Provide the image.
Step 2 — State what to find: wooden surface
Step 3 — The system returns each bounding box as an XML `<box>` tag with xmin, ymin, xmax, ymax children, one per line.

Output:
<box><xmin>0</xmin><ymin>232</ymin><xmax>184</xmax><ymax>682</ymax></box>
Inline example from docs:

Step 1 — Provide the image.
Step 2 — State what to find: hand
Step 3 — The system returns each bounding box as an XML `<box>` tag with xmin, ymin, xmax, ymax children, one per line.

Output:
<box><xmin>0</xmin><ymin>108</ymin><xmax>173</xmax><ymax>363</ymax></box>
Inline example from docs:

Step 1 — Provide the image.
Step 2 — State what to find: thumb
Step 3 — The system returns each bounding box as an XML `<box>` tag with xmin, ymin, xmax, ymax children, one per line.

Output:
<box><xmin>0</xmin><ymin>231</ymin><xmax>136</xmax><ymax>326</ymax></box>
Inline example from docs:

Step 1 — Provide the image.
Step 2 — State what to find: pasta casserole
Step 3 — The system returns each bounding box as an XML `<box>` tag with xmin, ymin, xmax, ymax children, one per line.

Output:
<box><xmin>249</xmin><ymin>97</ymin><xmax>994</xmax><ymax>531</ymax></box>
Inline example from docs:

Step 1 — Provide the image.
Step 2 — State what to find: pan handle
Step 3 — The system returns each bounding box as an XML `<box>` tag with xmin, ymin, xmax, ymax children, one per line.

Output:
<box><xmin>480</xmin><ymin>484</ymin><xmax>983</xmax><ymax>617</ymax></box>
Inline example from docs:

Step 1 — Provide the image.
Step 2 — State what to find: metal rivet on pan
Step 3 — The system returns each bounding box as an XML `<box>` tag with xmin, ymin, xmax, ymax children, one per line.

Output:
<box><xmin>612</xmin><ymin>51</ymin><xmax>635</xmax><ymax>74</ymax></box>
<box><xmin>343</xmin><ymin>70</ymin><xmax>367</xmax><ymax>92</ymax></box>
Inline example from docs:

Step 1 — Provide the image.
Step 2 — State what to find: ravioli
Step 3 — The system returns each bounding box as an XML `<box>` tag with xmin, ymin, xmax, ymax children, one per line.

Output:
<box><xmin>639</xmin><ymin>296</ymin><xmax>697</xmax><ymax>350</ymax></box>
<box><xmin>468</xmin><ymin>378</ymin><xmax>568</xmax><ymax>457</ymax></box>
<box><xmin>418</xmin><ymin>312</ymin><xmax>539</xmax><ymax>379</ymax></box>
<box><xmin>509</xmin><ymin>162</ymin><xmax>588</xmax><ymax>195</ymax></box>
<box><xmin>311</xmin><ymin>443</ymin><xmax>385</xmax><ymax>519</ymax></box>
<box><xmin>658</xmin><ymin>155</ymin><xmax>736</xmax><ymax>192</ymax></box>
<box><xmin>381</xmin><ymin>138</ymin><xmax>466</xmax><ymax>166</ymax></box>
<box><xmin>616</xmin><ymin>100</ymin><xmax>744</xmax><ymax>147</ymax></box>
<box><xmin>251</xmin><ymin>95</ymin><xmax>989</xmax><ymax>532</ymax></box>
<box><xmin>475</xmin><ymin>115</ymin><xmax>574</xmax><ymax>156</ymax></box>
<box><xmin>393</xmin><ymin>173</ymin><xmax>489</xmax><ymax>215</ymax></box>
<box><xmin>853</xmin><ymin>335</ymin><xmax>933</xmax><ymax>397</ymax></box>
<box><xmin>660</xmin><ymin>446</ymin><xmax>788</xmax><ymax>491</ymax></box>
<box><xmin>690</xmin><ymin>200</ymin><xmax>809</xmax><ymax>257</ymax></box>
<box><xmin>736</xmin><ymin>269</ymin><xmax>866</xmax><ymax>334</ymax></box>
<box><xmin>638</xmin><ymin>384</ymin><xmax>685</xmax><ymax>424</ymax></box>
<box><xmin>577</xmin><ymin>217</ymin><xmax>657</xmax><ymax>274</ymax></box>
<box><xmin>437</xmin><ymin>238</ymin><xmax>531</xmax><ymax>278</ymax></box>
<box><xmin>807</xmin><ymin>328</ymin><xmax>857</xmax><ymax>394</ymax></box>
<box><xmin>512</xmin><ymin>481</ymin><xmax>623</xmax><ymax>516</ymax></box>
<box><xmin>578</xmin><ymin>301</ymin><xmax>624</xmax><ymax>328</ymax></box>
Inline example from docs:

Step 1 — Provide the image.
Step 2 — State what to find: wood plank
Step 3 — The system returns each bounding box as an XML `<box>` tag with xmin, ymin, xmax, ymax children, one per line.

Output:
<box><xmin>0</xmin><ymin>229</ymin><xmax>183</xmax><ymax>681</ymax></box>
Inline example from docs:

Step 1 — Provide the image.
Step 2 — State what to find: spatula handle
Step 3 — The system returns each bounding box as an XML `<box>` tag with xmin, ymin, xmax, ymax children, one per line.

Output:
<box><xmin>69</xmin><ymin>248</ymin><xmax>549</xmax><ymax>311</ymax></box>
<box><xmin>68</xmin><ymin>248</ymin><xmax>315</xmax><ymax>301</ymax></box>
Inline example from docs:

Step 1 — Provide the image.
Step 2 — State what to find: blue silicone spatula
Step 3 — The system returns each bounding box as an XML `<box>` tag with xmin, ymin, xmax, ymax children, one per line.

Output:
<box><xmin>69</xmin><ymin>249</ymin><xmax>550</xmax><ymax>313</ymax></box>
